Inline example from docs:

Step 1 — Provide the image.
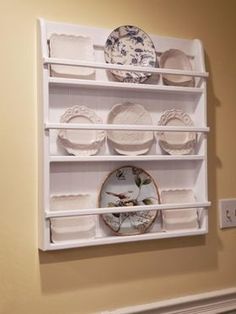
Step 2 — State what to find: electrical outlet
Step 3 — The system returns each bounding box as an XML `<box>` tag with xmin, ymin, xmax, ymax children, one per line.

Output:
<box><xmin>219</xmin><ymin>199</ymin><xmax>236</xmax><ymax>229</ymax></box>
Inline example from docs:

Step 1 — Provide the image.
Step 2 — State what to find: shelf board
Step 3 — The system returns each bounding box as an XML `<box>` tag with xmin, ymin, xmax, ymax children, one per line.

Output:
<box><xmin>49</xmin><ymin>155</ymin><xmax>205</xmax><ymax>162</ymax></box>
<box><xmin>49</xmin><ymin>77</ymin><xmax>204</xmax><ymax>94</ymax></box>
<box><xmin>45</xmin><ymin>226</ymin><xmax>208</xmax><ymax>250</ymax></box>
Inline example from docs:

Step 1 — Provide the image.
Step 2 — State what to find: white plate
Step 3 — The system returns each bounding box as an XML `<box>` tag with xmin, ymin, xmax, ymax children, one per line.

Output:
<box><xmin>107</xmin><ymin>102</ymin><xmax>154</xmax><ymax>155</ymax></box>
<box><xmin>49</xmin><ymin>33</ymin><xmax>95</xmax><ymax>78</ymax></box>
<box><xmin>157</xmin><ymin>109</ymin><xmax>197</xmax><ymax>155</ymax></box>
<box><xmin>104</xmin><ymin>25</ymin><xmax>157</xmax><ymax>83</ymax></box>
<box><xmin>161</xmin><ymin>189</ymin><xmax>199</xmax><ymax>231</ymax></box>
<box><xmin>160</xmin><ymin>49</ymin><xmax>195</xmax><ymax>87</ymax></box>
<box><xmin>50</xmin><ymin>193</ymin><xmax>94</xmax><ymax>211</ymax></box>
<box><xmin>50</xmin><ymin>215</ymin><xmax>96</xmax><ymax>242</ymax></box>
<box><xmin>50</xmin><ymin>194</ymin><xmax>96</xmax><ymax>242</ymax></box>
<box><xmin>58</xmin><ymin>105</ymin><xmax>105</xmax><ymax>156</ymax></box>
<box><xmin>99</xmin><ymin>166</ymin><xmax>160</xmax><ymax>235</ymax></box>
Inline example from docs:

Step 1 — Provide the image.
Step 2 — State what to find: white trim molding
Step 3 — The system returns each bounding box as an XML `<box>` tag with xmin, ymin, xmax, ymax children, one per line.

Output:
<box><xmin>101</xmin><ymin>287</ymin><xmax>236</xmax><ymax>314</ymax></box>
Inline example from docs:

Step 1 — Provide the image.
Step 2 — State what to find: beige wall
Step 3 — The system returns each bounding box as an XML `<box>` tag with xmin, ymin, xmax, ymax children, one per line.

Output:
<box><xmin>1</xmin><ymin>0</ymin><xmax>236</xmax><ymax>313</ymax></box>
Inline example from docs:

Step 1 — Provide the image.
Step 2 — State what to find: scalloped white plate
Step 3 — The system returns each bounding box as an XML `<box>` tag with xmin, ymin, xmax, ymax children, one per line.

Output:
<box><xmin>49</xmin><ymin>33</ymin><xmax>95</xmax><ymax>78</ymax></box>
<box><xmin>157</xmin><ymin>109</ymin><xmax>197</xmax><ymax>155</ymax></box>
<box><xmin>58</xmin><ymin>105</ymin><xmax>105</xmax><ymax>156</ymax></box>
<box><xmin>107</xmin><ymin>102</ymin><xmax>154</xmax><ymax>155</ymax></box>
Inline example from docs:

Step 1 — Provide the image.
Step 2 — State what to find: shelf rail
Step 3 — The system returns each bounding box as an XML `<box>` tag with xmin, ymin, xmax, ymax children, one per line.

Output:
<box><xmin>45</xmin><ymin>123</ymin><xmax>209</xmax><ymax>133</ymax></box>
<box><xmin>45</xmin><ymin>201</ymin><xmax>211</xmax><ymax>218</ymax></box>
<box><xmin>43</xmin><ymin>57</ymin><xmax>209</xmax><ymax>78</ymax></box>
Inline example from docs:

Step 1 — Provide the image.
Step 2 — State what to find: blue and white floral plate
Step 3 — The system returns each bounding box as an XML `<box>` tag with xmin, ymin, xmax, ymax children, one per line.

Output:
<box><xmin>99</xmin><ymin>166</ymin><xmax>160</xmax><ymax>235</ymax></box>
<box><xmin>104</xmin><ymin>25</ymin><xmax>157</xmax><ymax>83</ymax></box>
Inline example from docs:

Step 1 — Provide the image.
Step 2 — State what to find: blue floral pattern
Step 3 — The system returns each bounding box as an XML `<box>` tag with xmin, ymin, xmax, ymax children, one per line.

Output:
<box><xmin>104</xmin><ymin>25</ymin><xmax>157</xmax><ymax>83</ymax></box>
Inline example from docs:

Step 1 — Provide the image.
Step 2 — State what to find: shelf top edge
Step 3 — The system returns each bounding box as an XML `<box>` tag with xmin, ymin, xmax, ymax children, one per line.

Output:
<box><xmin>49</xmin><ymin>77</ymin><xmax>205</xmax><ymax>94</ymax></box>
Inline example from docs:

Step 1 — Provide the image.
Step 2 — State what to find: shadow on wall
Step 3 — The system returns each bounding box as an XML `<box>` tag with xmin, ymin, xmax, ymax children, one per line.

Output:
<box><xmin>204</xmin><ymin>52</ymin><xmax>222</xmax><ymax>242</ymax></box>
<box><xmin>38</xmin><ymin>52</ymin><xmax>221</xmax><ymax>296</ymax></box>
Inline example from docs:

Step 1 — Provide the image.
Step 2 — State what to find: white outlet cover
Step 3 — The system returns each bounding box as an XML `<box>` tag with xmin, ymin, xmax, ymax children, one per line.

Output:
<box><xmin>219</xmin><ymin>198</ymin><xmax>236</xmax><ymax>229</ymax></box>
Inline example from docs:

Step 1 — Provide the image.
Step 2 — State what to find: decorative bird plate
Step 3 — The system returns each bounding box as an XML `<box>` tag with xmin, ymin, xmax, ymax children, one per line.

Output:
<box><xmin>99</xmin><ymin>166</ymin><xmax>160</xmax><ymax>235</ymax></box>
<box><xmin>104</xmin><ymin>25</ymin><xmax>157</xmax><ymax>83</ymax></box>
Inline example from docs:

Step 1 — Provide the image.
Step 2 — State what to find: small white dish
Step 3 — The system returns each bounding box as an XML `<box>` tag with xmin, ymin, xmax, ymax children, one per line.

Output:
<box><xmin>50</xmin><ymin>193</ymin><xmax>94</xmax><ymax>210</ymax></box>
<box><xmin>51</xmin><ymin>216</ymin><xmax>96</xmax><ymax>242</ymax></box>
<box><xmin>157</xmin><ymin>109</ymin><xmax>197</xmax><ymax>155</ymax></box>
<box><xmin>50</xmin><ymin>193</ymin><xmax>96</xmax><ymax>242</ymax></box>
<box><xmin>107</xmin><ymin>102</ymin><xmax>154</xmax><ymax>155</ymax></box>
<box><xmin>160</xmin><ymin>49</ymin><xmax>195</xmax><ymax>87</ymax></box>
<box><xmin>58</xmin><ymin>105</ymin><xmax>106</xmax><ymax>156</ymax></box>
<box><xmin>49</xmin><ymin>33</ymin><xmax>95</xmax><ymax>78</ymax></box>
<box><xmin>161</xmin><ymin>189</ymin><xmax>199</xmax><ymax>231</ymax></box>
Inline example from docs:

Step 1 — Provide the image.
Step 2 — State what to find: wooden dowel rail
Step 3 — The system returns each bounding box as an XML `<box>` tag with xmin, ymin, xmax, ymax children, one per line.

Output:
<box><xmin>45</xmin><ymin>201</ymin><xmax>211</xmax><ymax>218</ymax></box>
<box><xmin>45</xmin><ymin>123</ymin><xmax>209</xmax><ymax>133</ymax></box>
<box><xmin>43</xmin><ymin>57</ymin><xmax>209</xmax><ymax>78</ymax></box>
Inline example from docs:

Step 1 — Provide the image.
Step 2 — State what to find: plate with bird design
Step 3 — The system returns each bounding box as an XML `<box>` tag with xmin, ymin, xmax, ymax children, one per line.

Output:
<box><xmin>99</xmin><ymin>166</ymin><xmax>160</xmax><ymax>235</ymax></box>
<box><xmin>104</xmin><ymin>25</ymin><xmax>157</xmax><ymax>83</ymax></box>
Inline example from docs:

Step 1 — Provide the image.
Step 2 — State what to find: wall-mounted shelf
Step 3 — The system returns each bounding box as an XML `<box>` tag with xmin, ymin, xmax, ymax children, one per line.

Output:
<box><xmin>38</xmin><ymin>18</ymin><xmax>210</xmax><ymax>250</ymax></box>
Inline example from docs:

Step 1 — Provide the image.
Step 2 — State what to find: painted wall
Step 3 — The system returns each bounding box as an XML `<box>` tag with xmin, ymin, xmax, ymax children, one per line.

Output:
<box><xmin>1</xmin><ymin>0</ymin><xmax>236</xmax><ymax>313</ymax></box>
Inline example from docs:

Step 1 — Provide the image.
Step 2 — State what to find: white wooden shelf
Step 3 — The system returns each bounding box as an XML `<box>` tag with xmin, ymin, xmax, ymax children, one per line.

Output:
<box><xmin>38</xmin><ymin>18</ymin><xmax>210</xmax><ymax>250</ymax></box>
<box><xmin>46</xmin><ymin>223</ymin><xmax>208</xmax><ymax>250</ymax></box>
<box><xmin>49</xmin><ymin>155</ymin><xmax>205</xmax><ymax>162</ymax></box>
<box><xmin>49</xmin><ymin>77</ymin><xmax>204</xmax><ymax>94</ymax></box>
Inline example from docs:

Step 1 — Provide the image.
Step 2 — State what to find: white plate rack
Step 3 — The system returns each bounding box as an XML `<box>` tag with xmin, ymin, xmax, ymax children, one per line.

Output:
<box><xmin>38</xmin><ymin>18</ymin><xmax>211</xmax><ymax>250</ymax></box>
